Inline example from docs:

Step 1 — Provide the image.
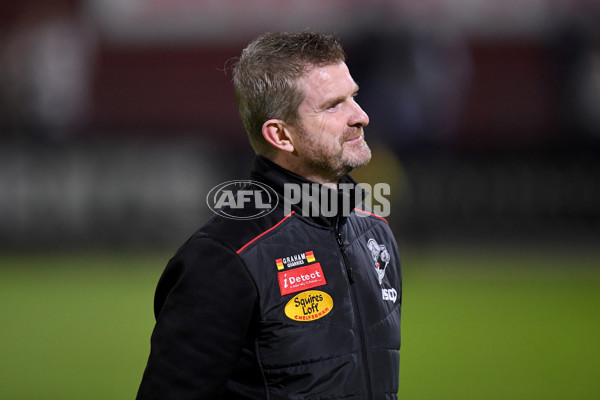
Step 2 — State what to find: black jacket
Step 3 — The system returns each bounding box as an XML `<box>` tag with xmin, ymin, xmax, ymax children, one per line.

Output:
<box><xmin>137</xmin><ymin>156</ymin><xmax>402</xmax><ymax>399</ymax></box>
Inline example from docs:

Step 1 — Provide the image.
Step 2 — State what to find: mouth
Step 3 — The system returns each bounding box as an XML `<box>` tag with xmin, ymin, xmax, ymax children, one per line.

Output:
<box><xmin>344</xmin><ymin>134</ymin><xmax>363</xmax><ymax>144</ymax></box>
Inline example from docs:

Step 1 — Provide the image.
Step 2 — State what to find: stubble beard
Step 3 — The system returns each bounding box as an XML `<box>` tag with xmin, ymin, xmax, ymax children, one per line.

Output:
<box><xmin>341</xmin><ymin>128</ymin><xmax>372</xmax><ymax>170</ymax></box>
<box><xmin>301</xmin><ymin>127</ymin><xmax>372</xmax><ymax>182</ymax></box>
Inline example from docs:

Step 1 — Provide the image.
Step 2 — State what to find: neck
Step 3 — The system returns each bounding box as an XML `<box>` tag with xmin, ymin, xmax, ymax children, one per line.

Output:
<box><xmin>263</xmin><ymin>153</ymin><xmax>346</xmax><ymax>189</ymax></box>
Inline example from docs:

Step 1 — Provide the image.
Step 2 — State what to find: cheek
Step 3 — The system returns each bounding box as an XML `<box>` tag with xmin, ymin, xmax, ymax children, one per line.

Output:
<box><xmin>302</xmin><ymin>115</ymin><xmax>346</xmax><ymax>149</ymax></box>
<box><xmin>319</xmin><ymin>116</ymin><xmax>345</xmax><ymax>140</ymax></box>
<box><xmin>315</xmin><ymin>116</ymin><xmax>330</xmax><ymax>136</ymax></box>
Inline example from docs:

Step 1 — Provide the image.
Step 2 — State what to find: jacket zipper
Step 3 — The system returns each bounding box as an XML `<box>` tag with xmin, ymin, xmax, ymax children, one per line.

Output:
<box><xmin>335</xmin><ymin>225</ymin><xmax>374</xmax><ymax>400</ymax></box>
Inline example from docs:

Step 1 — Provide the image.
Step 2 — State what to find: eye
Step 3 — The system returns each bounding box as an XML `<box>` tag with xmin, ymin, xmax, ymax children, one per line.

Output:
<box><xmin>328</xmin><ymin>102</ymin><xmax>342</xmax><ymax>110</ymax></box>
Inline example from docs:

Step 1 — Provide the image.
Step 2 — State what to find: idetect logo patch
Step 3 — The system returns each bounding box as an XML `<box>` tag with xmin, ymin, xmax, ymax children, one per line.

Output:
<box><xmin>285</xmin><ymin>290</ymin><xmax>333</xmax><ymax>322</ymax></box>
<box><xmin>278</xmin><ymin>263</ymin><xmax>326</xmax><ymax>296</ymax></box>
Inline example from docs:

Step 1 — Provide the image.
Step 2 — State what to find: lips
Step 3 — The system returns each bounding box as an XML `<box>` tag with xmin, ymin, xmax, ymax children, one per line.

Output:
<box><xmin>342</xmin><ymin>129</ymin><xmax>363</xmax><ymax>144</ymax></box>
<box><xmin>344</xmin><ymin>133</ymin><xmax>363</xmax><ymax>144</ymax></box>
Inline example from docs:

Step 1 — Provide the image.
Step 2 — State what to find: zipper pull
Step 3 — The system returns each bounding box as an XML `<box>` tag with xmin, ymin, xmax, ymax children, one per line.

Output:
<box><xmin>336</xmin><ymin>233</ymin><xmax>343</xmax><ymax>247</ymax></box>
<box><xmin>347</xmin><ymin>267</ymin><xmax>354</xmax><ymax>284</ymax></box>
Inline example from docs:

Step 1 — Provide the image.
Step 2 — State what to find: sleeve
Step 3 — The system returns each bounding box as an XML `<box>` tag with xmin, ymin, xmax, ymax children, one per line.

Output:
<box><xmin>136</xmin><ymin>236</ymin><xmax>258</xmax><ymax>400</ymax></box>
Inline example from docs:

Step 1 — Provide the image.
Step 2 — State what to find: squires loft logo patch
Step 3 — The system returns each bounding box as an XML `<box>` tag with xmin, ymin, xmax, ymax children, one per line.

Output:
<box><xmin>367</xmin><ymin>238</ymin><xmax>397</xmax><ymax>303</ymax></box>
<box><xmin>285</xmin><ymin>290</ymin><xmax>333</xmax><ymax>321</ymax></box>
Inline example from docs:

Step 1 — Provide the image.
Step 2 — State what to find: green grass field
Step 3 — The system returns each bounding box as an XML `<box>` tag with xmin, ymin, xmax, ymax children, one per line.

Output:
<box><xmin>1</xmin><ymin>244</ymin><xmax>599</xmax><ymax>399</ymax></box>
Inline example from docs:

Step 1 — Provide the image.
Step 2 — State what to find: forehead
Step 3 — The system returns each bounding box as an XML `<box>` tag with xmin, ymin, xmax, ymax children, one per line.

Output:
<box><xmin>297</xmin><ymin>62</ymin><xmax>357</xmax><ymax>106</ymax></box>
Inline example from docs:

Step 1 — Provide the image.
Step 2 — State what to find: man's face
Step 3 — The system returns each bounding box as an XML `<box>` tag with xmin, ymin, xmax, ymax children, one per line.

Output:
<box><xmin>290</xmin><ymin>62</ymin><xmax>371</xmax><ymax>182</ymax></box>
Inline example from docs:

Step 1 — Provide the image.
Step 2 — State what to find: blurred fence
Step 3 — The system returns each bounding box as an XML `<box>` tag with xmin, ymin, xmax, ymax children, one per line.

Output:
<box><xmin>1</xmin><ymin>0</ymin><xmax>599</xmax><ymax>249</ymax></box>
<box><xmin>397</xmin><ymin>152</ymin><xmax>600</xmax><ymax>243</ymax></box>
<box><xmin>1</xmin><ymin>140</ymin><xmax>598</xmax><ymax>250</ymax></box>
<box><xmin>0</xmin><ymin>139</ymin><xmax>241</xmax><ymax>249</ymax></box>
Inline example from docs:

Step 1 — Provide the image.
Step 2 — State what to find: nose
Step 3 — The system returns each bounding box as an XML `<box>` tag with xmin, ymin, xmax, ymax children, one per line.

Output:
<box><xmin>350</xmin><ymin>99</ymin><xmax>370</xmax><ymax>128</ymax></box>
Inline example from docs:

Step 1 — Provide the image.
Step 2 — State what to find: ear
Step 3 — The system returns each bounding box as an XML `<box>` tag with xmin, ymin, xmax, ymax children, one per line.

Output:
<box><xmin>262</xmin><ymin>119</ymin><xmax>295</xmax><ymax>153</ymax></box>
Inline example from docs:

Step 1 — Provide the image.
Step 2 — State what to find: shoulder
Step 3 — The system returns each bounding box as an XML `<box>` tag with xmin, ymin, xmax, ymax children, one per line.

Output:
<box><xmin>348</xmin><ymin>207</ymin><xmax>392</xmax><ymax>234</ymax></box>
<box><xmin>353</xmin><ymin>207</ymin><xmax>390</xmax><ymax>226</ymax></box>
<box><xmin>186</xmin><ymin>207</ymin><xmax>295</xmax><ymax>256</ymax></box>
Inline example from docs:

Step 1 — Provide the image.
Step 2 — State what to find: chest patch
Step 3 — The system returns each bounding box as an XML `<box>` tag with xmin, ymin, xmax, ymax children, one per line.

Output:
<box><xmin>367</xmin><ymin>238</ymin><xmax>391</xmax><ymax>285</ymax></box>
<box><xmin>278</xmin><ymin>263</ymin><xmax>326</xmax><ymax>296</ymax></box>
<box><xmin>275</xmin><ymin>250</ymin><xmax>316</xmax><ymax>270</ymax></box>
<box><xmin>284</xmin><ymin>290</ymin><xmax>333</xmax><ymax>322</ymax></box>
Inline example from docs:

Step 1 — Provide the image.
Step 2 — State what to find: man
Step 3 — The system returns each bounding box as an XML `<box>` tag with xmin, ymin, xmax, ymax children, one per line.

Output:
<box><xmin>137</xmin><ymin>32</ymin><xmax>402</xmax><ymax>399</ymax></box>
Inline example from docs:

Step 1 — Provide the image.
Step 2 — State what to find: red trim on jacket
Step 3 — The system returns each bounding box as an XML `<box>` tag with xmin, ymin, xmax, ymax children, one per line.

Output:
<box><xmin>236</xmin><ymin>211</ymin><xmax>295</xmax><ymax>254</ymax></box>
<box><xmin>354</xmin><ymin>208</ymin><xmax>389</xmax><ymax>224</ymax></box>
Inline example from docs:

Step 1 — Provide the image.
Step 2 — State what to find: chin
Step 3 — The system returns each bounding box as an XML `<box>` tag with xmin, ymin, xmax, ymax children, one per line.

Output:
<box><xmin>343</xmin><ymin>157</ymin><xmax>371</xmax><ymax>171</ymax></box>
<box><xmin>345</xmin><ymin>147</ymin><xmax>372</xmax><ymax>169</ymax></box>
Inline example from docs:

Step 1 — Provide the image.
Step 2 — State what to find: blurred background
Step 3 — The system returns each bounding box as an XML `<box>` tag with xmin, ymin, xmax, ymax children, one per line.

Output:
<box><xmin>1</xmin><ymin>0</ymin><xmax>599</xmax><ymax>399</ymax></box>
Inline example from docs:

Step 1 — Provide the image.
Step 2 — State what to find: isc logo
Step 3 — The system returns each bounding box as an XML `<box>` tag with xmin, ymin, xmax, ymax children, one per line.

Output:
<box><xmin>382</xmin><ymin>288</ymin><xmax>397</xmax><ymax>303</ymax></box>
<box><xmin>206</xmin><ymin>180</ymin><xmax>278</xmax><ymax>220</ymax></box>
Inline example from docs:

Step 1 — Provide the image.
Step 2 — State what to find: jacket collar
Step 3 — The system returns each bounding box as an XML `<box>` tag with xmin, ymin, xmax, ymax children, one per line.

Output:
<box><xmin>250</xmin><ymin>155</ymin><xmax>365</xmax><ymax>228</ymax></box>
